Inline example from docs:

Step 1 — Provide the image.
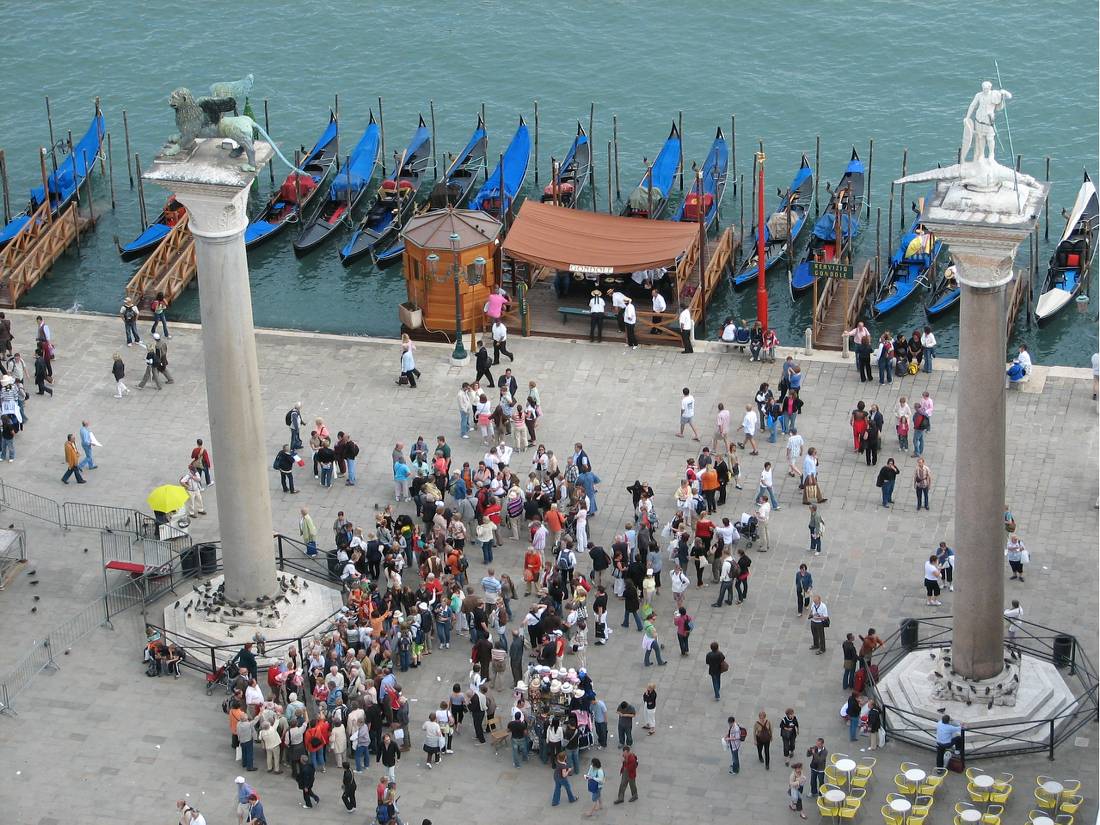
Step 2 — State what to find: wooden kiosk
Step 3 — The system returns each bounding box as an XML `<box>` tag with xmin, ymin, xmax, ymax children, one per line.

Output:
<box><xmin>399</xmin><ymin>208</ymin><xmax>502</xmax><ymax>348</ymax></box>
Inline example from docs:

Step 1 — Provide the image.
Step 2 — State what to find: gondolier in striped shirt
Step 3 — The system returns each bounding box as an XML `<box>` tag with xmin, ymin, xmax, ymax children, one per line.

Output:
<box><xmin>589</xmin><ymin>290</ymin><xmax>606</xmax><ymax>343</ymax></box>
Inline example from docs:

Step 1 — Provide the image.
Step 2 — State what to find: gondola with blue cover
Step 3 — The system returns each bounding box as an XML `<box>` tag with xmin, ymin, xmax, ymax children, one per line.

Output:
<box><xmin>293</xmin><ymin>113</ymin><xmax>381</xmax><ymax>257</ymax></box>
<box><xmin>373</xmin><ymin>115</ymin><xmax>488</xmax><ymax>266</ymax></box>
<box><xmin>540</xmin><ymin>122</ymin><xmax>591</xmax><ymax>208</ymax></box>
<box><xmin>870</xmin><ymin>209</ymin><xmax>944</xmax><ymax>318</ymax></box>
<box><xmin>468</xmin><ymin>117</ymin><xmax>531</xmax><ymax>220</ymax></box>
<box><xmin>673</xmin><ymin>126</ymin><xmax>729</xmax><ymax>230</ymax></box>
<box><xmin>924</xmin><ymin>263</ymin><xmax>960</xmax><ymax>320</ymax></box>
<box><xmin>340</xmin><ymin>116</ymin><xmax>432</xmax><ymax>266</ymax></box>
<box><xmin>621</xmin><ymin>122</ymin><xmax>681</xmax><ymax>219</ymax></box>
<box><xmin>245</xmin><ymin>113</ymin><xmax>339</xmax><ymax>249</ymax></box>
<box><xmin>116</xmin><ymin>197</ymin><xmax>186</xmax><ymax>261</ymax></box>
<box><xmin>731</xmin><ymin>154</ymin><xmax>813</xmax><ymax>289</ymax></box>
<box><xmin>1034</xmin><ymin>170</ymin><xmax>1098</xmax><ymax>324</ymax></box>
<box><xmin>0</xmin><ymin>104</ymin><xmax>106</xmax><ymax>247</ymax></box>
<box><xmin>788</xmin><ymin>148</ymin><xmax>865</xmax><ymax>299</ymax></box>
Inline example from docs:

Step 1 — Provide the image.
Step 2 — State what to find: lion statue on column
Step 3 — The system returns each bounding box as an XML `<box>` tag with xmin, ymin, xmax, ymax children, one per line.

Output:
<box><xmin>161</xmin><ymin>87</ymin><xmax>258</xmax><ymax>171</ymax></box>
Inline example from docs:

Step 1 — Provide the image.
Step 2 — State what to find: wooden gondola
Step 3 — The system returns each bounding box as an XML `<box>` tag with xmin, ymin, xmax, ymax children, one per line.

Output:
<box><xmin>1035</xmin><ymin>170</ymin><xmax>1098</xmax><ymax>324</ymax></box>
<box><xmin>731</xmin><ymin>154</ymin><xmax>811</xmax><ymax>289</ymax></box>
<box><xmin>244</xmin><ymin>112</ymin><xmax>339</xmax><ymax>249</ymax></box>
<box><xmin>540</xmin><ymin>122</ymin><xmax>591</xmax><ymax>208</ymax></box>
<box><xmin>870</xmin><ymin>207</ymin><xmax>944</xmax><ymax>318</ymax></box>
<box><xmin>116</xmin><ymin>197</ymin><xmax>186</xmax><ymax>261</ymax></box>
<box><xmin>468</xmin><ymin>117</ymin><xmax>532</xmax><ymax>220</ymax></box>
<box><xmin>620</xmin><ymin>122</ymin><xmax>680</xmax><ymax>219</ymax></box>
<box><xmin>673</xmin><ymin>126</ymin><xmax>728</xmax><ymax>229</ymax></box>
<box><xmin>340</xmin><ymin>116</ymin><xmax>432</xmax><ymax>266</ymax></box>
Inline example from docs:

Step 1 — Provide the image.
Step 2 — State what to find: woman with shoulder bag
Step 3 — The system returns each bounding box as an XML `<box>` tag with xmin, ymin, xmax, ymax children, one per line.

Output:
<box><xmin>754</xmin><ymin>710</ymin><xmax>773</xmax><ymax>770</ymax></box>
<box><xmin>788</xmin><ymin>762</ymin><xmax>809</xmax><ymax>819</ymax></box>
<box><xmin>1005</xmin><ymin>534</ymin><xmax>1028</xmax><ymax>582</ymax></box>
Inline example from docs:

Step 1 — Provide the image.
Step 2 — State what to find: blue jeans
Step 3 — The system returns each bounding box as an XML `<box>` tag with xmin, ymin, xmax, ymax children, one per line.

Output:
<box><xmin>565</xmin><ymin>747</ymin><xmax>581</xmax><ymax>775</ymax></box>
<box><xmin>79</xmin><ymin>444</ymin><xmax>96</xmax><ymax>469</ymax></box>
<box><xmin>623</xmin><ymin>608</ymin><xmax>642</xmax><ymax>630</ymax></box>
<box><xmin>124</xmin><ymin>320</ymin><xmax>141</xmax><ymax>344</ymax></box>
<box><xmin>849</xmin><ymin>713</ymin><xmax>860</xmax><ymax>741</ymax></box>
<box><xmin>481</xmin><ymin>540</ymin><xmax>494</xmax><ymax>563</ymax></box>
<box><xmin>0</xmin><ymin>438</ymin><xmax>13</xmax><ymax>460</ymax></box>
<box><xmin>767</xmin><ymin>419</ymin><xmax>779</xmax><ymax>442</ymax></box>
<box><xmin>878</xmin><ymin>359</ymin><xmax>892</xmax><ymax>383</ymax></box>
<box><xmin>881</xmin><ymin>480</ymin><xmax>895</xmax><ymax>506</ymax></box>
<box><xmin>61</xmin><ymin>466</ymin><xmax>85</xmax><ymax>483</ymax></box>
<box><xmin>151</xmin><ymin>313</ymin><xmax>169</xmax><ymax>337</ymax></box>
<box><xmin>399</xmin><ymin>648</ymin><xmax>410</xmax><ymax>671</ymax></box>
<box><xmin>758</xmin><ymin>484</ymin><xmax>778</xmax><ymax>508</ymax></box>
<box><xmin>843</xmin><ymin>666</ymin><xmax>855</xmax><ymax>689</ymax></box>
<box><xmin>916</xmin><ymin>487</ymin><xmax>929</xmax><ymax>509</ymax></box>
<box><xmin>320</xmin><ymin>466</ymin><xmax>333</xmax><ymax>487</ymax></box>
<box><xmin>643</xmin><ymin>640</ymin><xmax>665</xmax><ymax>666</ymax></box>
<box><xmin>711</xmin><ymin>673</ymin><xmax>721</xmax><ymax>699</ymax></box>
<box><xmin>345</xmin><ymin>458</ymin><xmax>357</xmax><ymax>484</ymax></box>
<box><xmin>355</xmin><ymin>743</ymin><xmax>370</xmax><ymax>771</ymax></box>
<box><xmin>728</xmin><ymin>744</ymin><xmax>740</xmax><ymax>773</ymax></box>
<box><xmin>809</xmin><ymin>531</ymin><xmax>821</xmax><ymax>554</ymax></box>
<box><xmin>552</xmin><ymin>777</ymin><xmax>576</xmax><ymax>805</ymax></box>
<box><xmin>810</xmin><ymin>768</ymin><xmax>824</xmax><ymax>796</ymax></box>
<box><xmin>512</xmin><ymin>737</ymin><xmax>529</xmax><ymax>767</ymax></box>
<box><xmin>715</xmin><ymin>581</ymin><xmax>733</xmax><ymax>606</ymax></box>
<box><xmin>913</xmin><ymin>429</ymin><xmax>924</xmax><ymax>456</ymax></box>
<box><xmin>460</xmin><ymin>410</ymin><xmax>470</xmax><ymax>437</ymax></box>
<box><xmin>310</xmin><ymin>748</ymin><xmax>325</xmax><ymax>769</ymax></box>
<box><xmin>436</xmin><ymin>621</ymin><xmax>451</xmax><ymax>646</ymax></box>
<box><xmin>923</xmin><ymin>347</ymin><xmax>934</xmax><ymax>372</ymax></box>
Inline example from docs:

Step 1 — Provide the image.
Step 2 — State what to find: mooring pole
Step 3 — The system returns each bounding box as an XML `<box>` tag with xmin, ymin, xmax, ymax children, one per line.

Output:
<box><xmin>755</xmin><ymin>150</ymin><xmax>768</xmax><ymax>329</ymax></box>
<box><xmin>378</xmin><ymin>96</ymin><xmax>386</xmax><ymax>176</ymax></box>
<box><xmin>429</xmin><ymin>99</ymin><xmax>438</xmax><ymax>181</ymax></box>
<box><xmin>813</xmin><ymin>134</ymin><xmax>820</xmax><ymax>218</ymax></box>
<box><xmin>875</xmin><ymin>206</ymin><xmax>882</xmax><ymax>280</ymax></box>
<box><xmin>866</xmin><ymin>138</ymin><xmax>874</xmax><ymax>220</ymax></box>
<box><xmin>887</xmin><ymin>181</ymin><xmax>895</xmax><ymax>250</ymax></box>
<box><xmin>588</xmin><ymin>102</ymin><xmax>596</xmax><ymax>212</ymax></box>
<box><xmin>95</xmin><ymin>97</ymin><xmax>105</xmax><ymax>176</ymax></box>
<box><xmin>739</xmin><ymin>172</ymin><xmax>745</xmax><ymax>250</ymax></box>
<box><xmin>1044</xmin><ymin>156</ymin><xmax>1050</xmax><ymax>241</ymax></box>
<box><xmin>677</xmin><ymin>111</ymin><xmax>684</xmax><ymax>194</ymax></box>
<box><xmin>135</xmin><ymin>153</ymin><xmax>148</xmax><ymax>230</ymax></box>
<box><xmin>106</xmin><ymin>133</ymin><xmax>116</xmax><ymax>209</ymax></box>
<box><xmin>122</xmin><ymin>109</ymin><xmax>134</xmax><ymax>188</ymax></box>
<box><xmin>39</xmin><ymin>148</ymin><xmax>52</xmax><ymax>226</ymax></box>
<box><xmin>264</xmin><ymin>99</ymin><xmax>274</xmax><ymax>186</ymax></box>
<box><xmin>898</xmin><ymin>148</ymin><xmax>908</xmax><ymax>231</ymax></box>
<box><xmin>612</xmin><ymin>114</ymin><xmax>621</xmax><ymax>202</ymax></box>
<box><xmin>0</xmin><ymin>150</ymin><xmax>10</xmax><ymax>225</ymax></box>
<box><xmin>606</xmin><ymin>141</ymin><xmax>613</xmax><ymax>215</ymax></box>
<box><xmin>731</xmin><ymin>114</ymin><xmax>737</xmax><ymax>185</ymax></box>
<box><xmin>533</xmin><ymin>99</ymin><xmax>539</xmax><ymax>185</ymax></box>
<box><xmin>46</xmin><ymin>97</ymin><xmax>58</xmax><ymax>174</ymax></box>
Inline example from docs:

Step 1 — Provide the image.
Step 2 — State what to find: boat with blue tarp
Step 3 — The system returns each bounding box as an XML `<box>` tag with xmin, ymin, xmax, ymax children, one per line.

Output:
<box><xmin>540</xmin><ymin>123</ymin><xmax>591</xmax><ymax>208</ymax></box>
<box><xmin>621</xmin><ymin>122</ymin><xmax>681</xmax><ymax>219</ymax></box>
<box><xmin>731</xmin><ymin>154</ymin><xmax>812</xmax><ymax>288</ymax></box>
<box><xmin>468</xmin><ymin>117</ymin><xmax>531</xmax><ymax>220</ymax></box>
<box><xmin>1034</xmin><ymin>170</ymin><xmax>1097</xmax><ymax>324</ymax></box>
<box><xmin>870</xmin><ymin>210</ymin><xmax>944</xmax><ymax>318</ymax></box>
<box><xmin>673</xmin><ymin>126</ymin><xmax>729</xmax><ymax>230</ymax></box>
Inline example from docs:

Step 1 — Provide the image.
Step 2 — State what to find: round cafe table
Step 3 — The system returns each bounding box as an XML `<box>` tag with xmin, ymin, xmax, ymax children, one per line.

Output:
<box><xmin>1041</xmin><ymin>780</ymin><xmax>1064</xmax><ymax>797</ymax></box>
<box><xmin>904</xmin><ymin>768</ymin><xmax>926</xmax><ymax>784</ymax></box>
<box><xmin>973</xmin><ymin>774</ymin><xmax>995</xmax><ymax>789</ymax></box>
<box><xmin>823</xmin><ymin>789</ymin><xmax>847</xmax><ymax>825</ymax></box>
<box><xmin>1032</xmin><ymin>817</ymin><xmax>1054</xmax><ymax>825</ymax></box>
<box><xmin>834</xmin><ymin>757</ymin><xmax>857</xmax><ymax>786</ymax></box>
<box><xmin>959</xmin><ymin>809</ymin><xmax>982</xmax><ymax>823</ymax></box>
<box><xmin>889</xmin><ymin>798</ymin><xmax>912</xmax><ymax>815</ymax></box>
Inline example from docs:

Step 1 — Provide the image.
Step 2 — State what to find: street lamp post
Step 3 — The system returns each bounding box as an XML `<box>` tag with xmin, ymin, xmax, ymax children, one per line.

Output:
<box><xmin>448</xmin><ymin>232</ymin><xmax>467</xmax><ymax>361</ymax></box>
<box><xmin>426</xmin><ymin>232</ymin><xmax>487</xmax><ymax>364</ymax></box>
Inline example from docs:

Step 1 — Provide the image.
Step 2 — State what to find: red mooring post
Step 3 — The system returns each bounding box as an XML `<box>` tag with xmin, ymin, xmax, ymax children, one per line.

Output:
<box><xmin>755</xmin><ymin>150</ymin><xmax>768</xmax><ymax>328</ymax></box>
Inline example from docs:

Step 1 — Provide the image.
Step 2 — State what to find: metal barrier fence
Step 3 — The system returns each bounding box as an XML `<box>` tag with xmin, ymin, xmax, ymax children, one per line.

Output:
<box><xmin>0</xmin><ymin>479</ymin><xmax>154</xmax><ymax>536</ymax></box>
<box><xmin>0</xmin><ymin>527</ymin><xmax>27</xmax><ymax>579</ymax></box>
<box><xmin>0</xmin><ymin>479</ymin><xmax>63</xmax><ymax>526</ymax></box>
<box><xmin>867</xmin><ymin>615</ymin><xmax>1100</xmax><ymax>761</ymax></box>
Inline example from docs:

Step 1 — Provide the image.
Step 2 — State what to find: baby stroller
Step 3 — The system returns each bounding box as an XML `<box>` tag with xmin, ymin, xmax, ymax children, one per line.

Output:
<box><xmin>572</xmin><ymin>709</ymin><xmax>595</xmax><ymax>751</ymax></box>
<box><xmin>737</xmin><ymin>515</ymin><xmax>759</xmax><ymax>548</ymax></box>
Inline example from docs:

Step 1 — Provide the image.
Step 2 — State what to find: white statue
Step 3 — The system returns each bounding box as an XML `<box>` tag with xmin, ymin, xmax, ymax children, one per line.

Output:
<box><xmin>960</xmin><ymin>81</ymin><xmax>1013</xmax><ymax>166</ymax></box>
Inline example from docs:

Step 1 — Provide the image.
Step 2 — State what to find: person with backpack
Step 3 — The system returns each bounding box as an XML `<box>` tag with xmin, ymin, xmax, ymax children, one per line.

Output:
<box><xmin>612</xmin><ymin>746</ymin><xmax>639</xmax><ymax>804</ymax></box>
<box><xmin>273</xmin><ymin>445</ymin><xmax>297</xmax><ymax>494</ymax></box>
<box><xmin>137</xmin><ymin>345</ymin><xmax>161</xmax><ymax>390</ymax></box>
<box><xmin>120</xmin><ymin>298</ymin><xmax>142</xmax><ymax>346</ymax></box>
<box><xmin>296</xmin><ymin>754</ymin><xmax>320</xmax><ymax>809</ymax></box>
<box><xmin>723</xmin><ymin>716</ymin><xmax>744</xmax><ymax>775</ymax></box>
<box><xmin>150</xmin><ymin>291</ymin><xmax>170</xmax><ymax>338</ymax></box>
<box><xmin>286</xmin><ymin>402</ymin><xmax>303</xmax><ymax>451</ymax></box>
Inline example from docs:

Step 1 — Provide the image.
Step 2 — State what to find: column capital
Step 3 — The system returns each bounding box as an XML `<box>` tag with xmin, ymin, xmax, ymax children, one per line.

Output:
<box><xmin>143</xmin><ymin>138</ymin><xmax>274</xmax><ymax>238</ymax></box>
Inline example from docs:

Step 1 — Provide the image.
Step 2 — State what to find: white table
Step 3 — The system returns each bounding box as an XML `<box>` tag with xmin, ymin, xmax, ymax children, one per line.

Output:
<box><xmin>959</xmin><ymin>809</ymin><xmax>982</xmax><ymax>823</ymax></box>
<box><xmin>889</xmin><ymin>798</ymin><xmax>912</xmax><ymax>815</ymax></box>
<box><xmin>823</xmin><ymin>789</ymin><xmax>847</xmax><ymax>824</ymax></box>
<box><xmin>904</xmin><ymin>768</ymin><xmax>926</xmax><ymax>784</ymax></box>
<box><xmin>1032</xmin><ymin>817</ymin><xmax>1054</xmax><ymax>825</ymax></box>
<box><xmin>834</xmin><ymin>757</ymin><xmax>857</xmax><ymax>786</ymax></box>
<box><xmin>1041</xmin><ymin>780</ymin><xmax>1064</xmax><ymax>797</ymax></box>
<box><xmin>973</xmin><ymin>774</ymin><xmax>995</xmax><ymax>789</ymax></box>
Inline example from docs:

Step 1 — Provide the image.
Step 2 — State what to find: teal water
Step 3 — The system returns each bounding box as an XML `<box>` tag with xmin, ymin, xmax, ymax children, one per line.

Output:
<box><xmin>1</xmin><ymin>1</ymin><xmax>1096</xmax><ymax>364</ymax></box>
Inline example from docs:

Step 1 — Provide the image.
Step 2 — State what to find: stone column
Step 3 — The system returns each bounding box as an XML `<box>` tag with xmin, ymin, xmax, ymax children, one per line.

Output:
<box><xmin>146</xmin><ymin>141</ymin><xmax>277</xmax><ymax>604</ymax></box>
<box><xmin>947</xmin><ymin>244</ymin><xmax>1015</xmax><ymax>680</ymax></box>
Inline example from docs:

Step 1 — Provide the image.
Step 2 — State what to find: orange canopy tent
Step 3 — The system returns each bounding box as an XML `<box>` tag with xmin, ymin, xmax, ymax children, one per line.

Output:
<box><xmin>502</xmin><ymin>201</ymin><xmax>699</xmax><ymax>274</ymax></box>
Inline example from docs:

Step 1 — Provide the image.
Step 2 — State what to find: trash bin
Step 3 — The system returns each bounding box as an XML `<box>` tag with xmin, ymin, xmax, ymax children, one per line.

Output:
<box><xmin>196</xmin><ymin>542</ymin><xmax>218</xmax><ymax>575</ymax></box>
<box><xmin>179</xmin><ymin>545</ymin><xmax>199</xmax><ymax>578</ymax></box>
<box><xmin>1052</xmin><ymin>635</ymin><xmax>1074</xmax><ymax>669</ymax></box>
<box><xmin>900</xmin><ymin>618</ymin><xmax>919</xmax><ymax>651</ymax></box>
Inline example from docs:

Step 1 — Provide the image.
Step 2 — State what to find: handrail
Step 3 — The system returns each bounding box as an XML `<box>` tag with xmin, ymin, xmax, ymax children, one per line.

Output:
<box><xmin>688</xmin><ymin>226</ymin><xmax>734</xmax><ymax>326</ymax></box>
<box><xmin>124</xmin><ymin>212</ymin><xmax>191</xmax><ymax>310</ymax></box>
<box><xmin>843</xmin><ymin>259</ymin><xmax>876</xmax><ymax>330</ymax></box>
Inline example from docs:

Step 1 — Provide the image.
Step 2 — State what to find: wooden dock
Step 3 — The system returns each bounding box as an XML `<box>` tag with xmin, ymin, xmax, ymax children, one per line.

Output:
<box><xmin>123</xmin><ymin>213</ymin><xmax>196</xmax><ymax>311</ymax></box>
<box><xmin>0</xmin><ymin>201</ymin><xmax>95</xmax><ymax>308</ymax></box>
<box><xmin>813</xmin><ymin>259</ymin><xmax>875</xmax><ymax>350</ymax></box>
<box><xmin>1006</xmin><ymin>266</ymin><xmax>1030</xmax><ymax>340</ymax></box>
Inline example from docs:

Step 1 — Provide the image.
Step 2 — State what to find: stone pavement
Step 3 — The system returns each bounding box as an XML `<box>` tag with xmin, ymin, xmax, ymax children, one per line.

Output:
<box><xmin>0</xmin><ymin>308</ymin><xmax>1095</xmax><ymax>825</ymax></box>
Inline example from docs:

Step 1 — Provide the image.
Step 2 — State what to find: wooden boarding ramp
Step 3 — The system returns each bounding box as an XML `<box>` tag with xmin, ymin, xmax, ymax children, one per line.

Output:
<box><xmin>1005</xmin><ymin>267</ymin><xmax>1029</xmax><ymax>340</ymax></box>
<box><xmin>123</xmin><ymin>212</ymin><xmax>196</xmax><ymax>310</ymax></box>
<box><xmin>0</xmin><ymin>201</ymin><xmax>95</xmax><ymax>308</ymax></box>
<box><xmin>813</xmin><ymin>259</ymin><xmax>874</xmax><ymax>350</ymax></box>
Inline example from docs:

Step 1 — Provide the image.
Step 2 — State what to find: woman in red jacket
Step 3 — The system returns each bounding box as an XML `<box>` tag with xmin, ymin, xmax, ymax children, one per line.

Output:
<box><xmin>305</xmin><ymin>716</ymin><xmax>331</xmax><ymax>771</ymax></box>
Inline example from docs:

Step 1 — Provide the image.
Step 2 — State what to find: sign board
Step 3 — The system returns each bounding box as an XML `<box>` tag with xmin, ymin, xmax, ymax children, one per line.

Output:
<box><xmin>568</xmin><ymin>264</ymin><xmax>614</xmax><ymax>275</ymax></box>
<box><xmin>811</xmin><ymin>261</ymin><xmax>854</xmax><ymax>280</ymax></box>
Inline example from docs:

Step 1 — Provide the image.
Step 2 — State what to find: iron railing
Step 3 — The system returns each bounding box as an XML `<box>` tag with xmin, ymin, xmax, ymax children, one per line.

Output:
<box><xmin>866</xmin><ymin>615</ymin><xmax>1099</xmax><ymax>761</ymax></box>
<box><xmin>0</xmin><ymin>527</ymin><xmax>26</xmax><ymax>580</ymax></box>
<box><xmin>0</xmin><ymin>480</ymin><xmax>63</xmax><ymax>526</ymax></box>
<box><xmin>0</xmin><ymin>479</ymin><xmax>154</xmax><ymax>536</ymax></box>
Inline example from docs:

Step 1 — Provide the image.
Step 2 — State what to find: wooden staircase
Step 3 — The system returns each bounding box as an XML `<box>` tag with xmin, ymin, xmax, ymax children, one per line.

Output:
<box><xmin>0</xmin><ymin>201</ymin><xmax>94</xmax><ymax>308</ymax></box>
<box><xmin>123</xmin><ymin>213</ymin><xmax>196</xmax><ymax>311</ymax></box>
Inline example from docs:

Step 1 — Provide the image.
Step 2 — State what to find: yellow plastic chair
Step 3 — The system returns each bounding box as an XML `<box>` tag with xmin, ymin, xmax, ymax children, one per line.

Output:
<box><xmin>1036</xmin><ymin>774</ymin><xmax>1056</xmax><ymax>788</ymax></box>
<box><xmin>1034</xmin><ymin>787</ymin><xmax>1057</xmax><ymax>811</ymax></box>
<box><xmin>838</xmin><ymin>797</ymin><xmax>861</xmax><ymax>820</ymax></box>
<box><xmin>829</xmin><ymin>752</ymin><xmax>850</xmax><ymax>767</ymax></box>
<box><xmin>881</xmin><ymin>805</ymin><xmax>903</xmax><ymax>825</ymax></box>
<box><xmin>911</xmin><ymin>795</ymin><xmax>934</xmax><ymax>817</ymax></box>
<box><xmin>825</xmin><ymin>766</ymin><xmax>845</xmax><ymax>785</ymax></box>
<box><xmin>993</xmin><ymin>771</ymin><xmax>1014</xmax><ymax>786</ymax></box>
<box><xmin>895</xmin><ymin>775</ymin><xmax>918</xmax><ymax>795</ymax></box>
<box><xmin>1059</xmin><ymin>795</ymin><xmax>1083</xmax><ymax>815</ymax></box>
<box><xmin>906</xmin><ymin>814</ymin><xmax>927</xmax><ymax>825</ymax></box>
<box><xmin>1053</xmin><ymin>815</ymin><xmax>1074</xmax><ymax>825</ymax></box>
<box><xmin>817</xmin><ymin>796</ymin><xmax>839</xmax><ymax>819</ymax></box>
<box><xmin>1027</xmin><ymin>811</ymin><xmax>1049</xmax><ymax>823</ymax></box>
<box><xmin>981</xmin><ymin>803</ymin><xmax>1004</xmax><ymax>825</ymax></box>
<box><xmin>900</xmin><ymin>761</ymin><xmax>921</xmax><ymax>774</ymax></box>
<box><xmin>1059</xmin><ymin>780</ymin><xmax>1082</xmax><ymax>795</ymax></box>
<box><xmin>851</xmin><ymin>771</ymin><xmax>871</xmax><ymax>790</ymax></box>
<box><xmin>847</xmin><ymin>788</ymin><xmax>866</xmax><ymax>803</ymax></box>
<box><xmin>965</xmin><ymin>767</ymin><xmax>983</xmax><ymax>783</ymax></box>
<box><xmin>955</xmin><ymin>801</ymin><xmax>980</xmax><ymax>817</ymax></box>
<box><xmin>954</xmin><ymin>817</ymin><xmax>970</xmax><ymax>825</ymax></box>
<box><xmin>858</xmin><ymin>756</ymin><xmax>878</xmax><ymax>772</ymax></box>
<box><xmin>919</xmin><ymin>769</ymin><xmax>946</xmax><ymax>796</ymax></box>
<box><xmin>987</xmin><ymin>783</ymin><xmax>1012</xmax><ymax>805</ymax></box>
<box><xmin>821</xmin><ymin>783</ymin><xmax>844</xmax><ymax>797</ymax></box>
<box><xmin>968</xmin><ymin>782</ymin><xmax>992</xmax><ymax>804</ymax></box>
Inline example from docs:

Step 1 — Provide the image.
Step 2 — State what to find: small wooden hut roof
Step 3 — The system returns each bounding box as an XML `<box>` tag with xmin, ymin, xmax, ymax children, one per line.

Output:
<box><xmin>400</xmin><ymin>207</ymin><xmax>502</xmax><ymax>252</ymax></box>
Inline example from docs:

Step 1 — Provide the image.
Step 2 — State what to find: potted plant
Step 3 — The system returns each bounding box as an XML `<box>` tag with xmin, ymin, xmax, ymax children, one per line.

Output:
<box><xmin>398</xmin><ymin>301</ymin><xmax>423</xmax><ymax>329</ymax></box>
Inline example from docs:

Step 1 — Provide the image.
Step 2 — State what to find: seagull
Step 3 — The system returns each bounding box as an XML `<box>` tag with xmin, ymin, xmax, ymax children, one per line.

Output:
<box><xmin>174</xmin><ymin>601</ymin><xmax>180</xmax><ymax>609</ymax></box>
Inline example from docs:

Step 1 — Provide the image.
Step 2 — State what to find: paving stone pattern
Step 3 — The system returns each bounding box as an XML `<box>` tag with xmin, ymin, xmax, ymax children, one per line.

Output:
<box><xmin>0</xmin><ymin>310</ymin><xmax>1095</xmax><ymax>825</ymax></box>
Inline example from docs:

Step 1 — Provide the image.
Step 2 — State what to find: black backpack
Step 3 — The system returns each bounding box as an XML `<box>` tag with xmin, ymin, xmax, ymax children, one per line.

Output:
<box><xmin>285</xmin><ymin>409</ymin><xmax>295</xmax><ymax>426</ymax></box>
